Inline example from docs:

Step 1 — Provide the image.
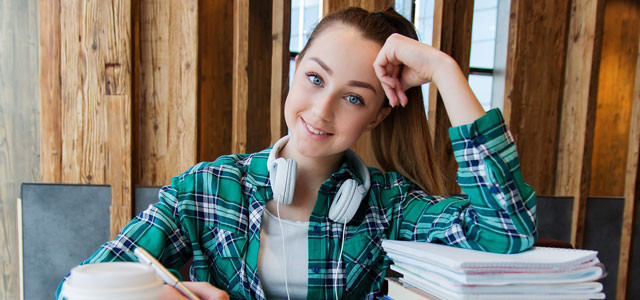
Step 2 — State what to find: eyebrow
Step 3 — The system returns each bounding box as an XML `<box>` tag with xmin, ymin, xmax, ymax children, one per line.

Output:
<box><xmin>310</xmin><ymin>57</ymin><xmax>378</xmax><ymax>95</ymax></box>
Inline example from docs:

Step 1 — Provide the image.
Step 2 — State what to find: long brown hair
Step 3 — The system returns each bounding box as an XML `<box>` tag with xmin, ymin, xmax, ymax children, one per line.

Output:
<box><xmin>298</xmin><ymin>7</ymin><xmax>446</xmax><ymax>195</ymax></box>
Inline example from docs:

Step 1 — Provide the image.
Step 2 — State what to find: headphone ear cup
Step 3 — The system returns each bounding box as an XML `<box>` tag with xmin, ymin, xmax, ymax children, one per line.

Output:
<box><xmin>328</xmin><ymin>179</ymin><xmax>364</xmax><ymax>223</ymax></box>
<box><xmin>270</xmin><ymin>158</ymin><xmax>296</xmax><ymax>205</ymax></box>
<box><xmin>283</xmin><ymin>158</ymin><xmax>297</xmax><ymax>204</ymax></box>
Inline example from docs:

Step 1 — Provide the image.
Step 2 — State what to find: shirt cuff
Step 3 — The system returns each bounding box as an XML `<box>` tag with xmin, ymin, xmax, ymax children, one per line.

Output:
<box><xmin>448</xmin><ymin>108</ymin><xmax>515</xmax><ymax>164</ymax></box>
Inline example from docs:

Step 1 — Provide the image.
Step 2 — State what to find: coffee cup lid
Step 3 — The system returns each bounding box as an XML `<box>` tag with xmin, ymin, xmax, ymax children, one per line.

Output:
<box><xmin>62</xmin><ymin>262</ymin><xmax>164</xmax><ymax>299</ymax></box>
<box><xmin>67</xmin><ymin>262</ymin><xmax>161</xmax><ymax>289</ymax></box>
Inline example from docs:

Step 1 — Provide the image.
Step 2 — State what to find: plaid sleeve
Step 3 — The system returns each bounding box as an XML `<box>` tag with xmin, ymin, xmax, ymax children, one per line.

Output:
<box><xmin>393</xmin><ymin>109</ymin><xmax>537</xmax><ymax>254</ymax></box>
<box><xmin>56</xmin><ymin>167</ymin><xmax>198</xmax><ymax>299</ymax></box>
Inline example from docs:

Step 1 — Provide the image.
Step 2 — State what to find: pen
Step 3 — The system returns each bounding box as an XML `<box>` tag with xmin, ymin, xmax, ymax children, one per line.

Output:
<box><xmin>134</xmin><ymin>247</ymin><xmax>201</xmax><ymax>300</ymax></box>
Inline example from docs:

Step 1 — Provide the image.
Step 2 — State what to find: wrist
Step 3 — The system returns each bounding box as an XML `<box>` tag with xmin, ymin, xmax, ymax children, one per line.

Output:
<box><xmin>430</xmin><ymin>54</ymin><xmax>460</xmax><ymax>86</ymax></box>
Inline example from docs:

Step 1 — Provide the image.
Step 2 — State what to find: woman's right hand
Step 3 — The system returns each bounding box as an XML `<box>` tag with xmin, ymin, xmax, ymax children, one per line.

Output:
<box><xmin>373</xmin><ymin>33</ymin><xmax>485</xmax><ymax>126</ymax></box>
<box><xmin>159</xmin><ymin>282</ymin><xmax>229</xmax><ymax>300</ymax></box>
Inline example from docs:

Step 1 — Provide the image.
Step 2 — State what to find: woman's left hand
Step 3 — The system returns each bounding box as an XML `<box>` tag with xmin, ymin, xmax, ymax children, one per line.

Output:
<box><xmin>373</xmin><ymin>33</ymin><xmax>454</xmax><ymax>107</ymax></box>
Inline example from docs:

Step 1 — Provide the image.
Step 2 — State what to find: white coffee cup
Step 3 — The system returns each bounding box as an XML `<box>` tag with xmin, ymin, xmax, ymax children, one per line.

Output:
<box><xmin>60</xmin><ymin>262</ymin><xmax>164</xmax><ymax>300</ymax></box>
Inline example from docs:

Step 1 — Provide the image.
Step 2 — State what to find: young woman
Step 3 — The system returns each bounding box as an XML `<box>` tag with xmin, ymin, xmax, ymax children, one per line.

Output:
<box><xmin>58</xmin><ymin>7</ymin><xmax>536</xmax><ymax>300</ymax></box>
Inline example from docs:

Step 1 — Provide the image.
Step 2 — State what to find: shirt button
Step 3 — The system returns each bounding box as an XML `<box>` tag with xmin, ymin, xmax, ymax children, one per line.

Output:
<box><xmin>490</xmin><ymin>186</ymin><xmax>499</xmax><ymax>193</ymax></box>
<box><xmin>312</xmin><ymin>266</ymin><xmax>319</xmax><ymax>273</ymax></box>
<box><xmin>314</xmin><ymin>226</ymin><xmax>320</xmax><ymax>232</ymax></box>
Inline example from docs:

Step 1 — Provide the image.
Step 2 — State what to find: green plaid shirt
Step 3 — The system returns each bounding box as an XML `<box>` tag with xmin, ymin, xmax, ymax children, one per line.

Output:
<box><xmin>57</xmin><ymin>108</ymin><xmax>537</xmax><ymax>300</ymax></box>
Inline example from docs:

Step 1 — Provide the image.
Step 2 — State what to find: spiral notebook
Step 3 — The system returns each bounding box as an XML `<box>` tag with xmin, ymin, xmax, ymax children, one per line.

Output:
<box><xmin>381</xmin><ymin>240</ymin><xmax>598</xmax><ymax>270</ymax></box>
<box><xmin>382</xmin><ymin>240</ymin><xmax>605</xmax><ymax>299</ymax></box>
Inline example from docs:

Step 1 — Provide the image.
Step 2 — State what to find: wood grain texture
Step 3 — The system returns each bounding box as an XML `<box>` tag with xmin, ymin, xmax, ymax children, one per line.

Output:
<box><xmin>134</xmin><ymin>0</ymin><xmax>198</xmax><ymax>186</ymax></box>
<box><xmin>323</xmin><ymin>0</ymin><xmax>394</xmax><ymax>15</ymax></box>
<box><xmin>246</xmin><ymin>0</ymin><xmax>273</xmax><ymax>152</ymax></box>
<box><xmin>0</xmin><ymin>0</ymin><xmax>40</xmax><ymax>299</ymax></box>
<box><xmin>231</xmin><ymin>0</ymin><xmax>274</xmax><ymax>154</ymax></box>
<box><xmin>59</xmin><ymin>0</ymin><xmax>133</xmax><ymax>184</ymax></box>
<box><xmin>617</xmin><ymin>17</ymin><xmax>640</xmax><ymax>299</ymax></box>
<box><xmin>270</xmin><ymin>0</ymin><xmax>291</xmax><ymax>144</ymax></box>
<box><xmin>57</xmin><ymin>0</ymin><xmax>134</xmax><ymax>235</ymax></box>
<box><xmin>107</xmin><ymin>96</ymin><xmax>133</xmax><ymax>239</ymax></box>
<box><xmin>555</xmin><ymin>0</ymin><xmax>605</xmax><ymax>248</ymax></box>
<box><xmin>60</xmin><ymin>0</ymin><xmax>114</xmax><ymax>184</ymax></box>
<box><xmin>105</xmin><ymin>0</ymin><xmax>133</xmax><ymax>238</ymax></box>
<box><xmin>232</xmin><ymin>0</ymin><xmax>249</xmax><ymax>154</ymax></box>
<box><xmin>198</xmin><ymin>0</ymin><xmax>234</xmax><ymax>161</ymax></box>
<box><xmin>589</xmin><ymin>0</ymin><xmax>640</xmax><ymax>197</ymax></box>
<box><xmin>429</xmin><ymin>0</ymin><xmax>473</xmax><ymax>194</ymax></box>
<box><xmin>503</xmin><ymin>0</ymin><xmax>571</xmax><ymax>195</ymax></box>
<box><xmin>39</xmin><ymin>0</ymin><xmax>62</xmax><ymax>183</ymax></box>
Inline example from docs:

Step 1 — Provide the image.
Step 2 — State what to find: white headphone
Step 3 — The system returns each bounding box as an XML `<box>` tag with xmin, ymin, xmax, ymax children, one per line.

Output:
<box><xmin>267</xmin><ymin>135</ymin><xmax>371</xmax><ymax>224</ymax></box>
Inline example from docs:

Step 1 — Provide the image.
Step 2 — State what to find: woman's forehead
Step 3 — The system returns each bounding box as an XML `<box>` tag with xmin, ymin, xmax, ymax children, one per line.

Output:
<box><xmin>301</xmin><ymin>26</ymin><xmax>382</xmax><ymax>77</ymax></box>
<box><xmin>309</xmin><ymin>24</ymin><xmax>380</xmax><ymax>51</ymax></box>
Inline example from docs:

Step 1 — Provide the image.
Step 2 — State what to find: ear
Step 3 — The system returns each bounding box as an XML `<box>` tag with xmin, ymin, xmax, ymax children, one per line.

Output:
<box><xmin>366</xmin><ymin>106</ymin><xmax>392</xmax><ymax>131</ymax></box>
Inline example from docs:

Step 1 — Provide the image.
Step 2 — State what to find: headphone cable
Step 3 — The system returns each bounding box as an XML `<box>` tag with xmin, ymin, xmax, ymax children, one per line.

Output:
<box><xmin>335</xmin><ymin>220</ymin><xmax>347</xmax><ymax>300</ymax></box>
<box><xmin>276</xmin><ymin>202</ymin><xmax>292</xmax><ymax>300</ymax></box>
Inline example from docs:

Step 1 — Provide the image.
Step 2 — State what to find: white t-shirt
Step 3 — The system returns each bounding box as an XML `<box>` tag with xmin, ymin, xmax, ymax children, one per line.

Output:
<box><xmin>257</xmin><ymin>206</ymin><xmax>309</xmax><ymax>300</ymax></box>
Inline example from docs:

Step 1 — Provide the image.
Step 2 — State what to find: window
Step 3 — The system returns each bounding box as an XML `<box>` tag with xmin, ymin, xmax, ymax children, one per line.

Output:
<box><xmin>289</xmin><ymin>0</ymin><xmax>323</xmax><ymax>87</ymax></box>
<box><xmin>469</xmin><ymin>0</ymin><xmax>498</xmax><ymax>111</ymax></box>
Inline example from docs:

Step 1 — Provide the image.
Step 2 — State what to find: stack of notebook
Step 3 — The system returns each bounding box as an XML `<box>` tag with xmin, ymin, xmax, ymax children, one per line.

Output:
<box><xmin>381</xmin><ymin>240</ymin><xmax>605</xmax><ymax>300</ymax></box>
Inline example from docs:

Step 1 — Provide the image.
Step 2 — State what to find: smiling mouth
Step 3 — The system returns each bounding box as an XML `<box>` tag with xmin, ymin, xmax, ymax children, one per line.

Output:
<box><xmin>302</xmin><ymin>118</ymin><xmax>332</xmax><ymax>135</ymax></box>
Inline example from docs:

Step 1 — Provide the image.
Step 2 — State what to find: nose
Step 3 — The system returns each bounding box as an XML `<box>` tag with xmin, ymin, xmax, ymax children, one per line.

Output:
<box><xmin>312</xmin><ymin>92</ymin><xmax>335</xmax><ymax>122</ymax></box>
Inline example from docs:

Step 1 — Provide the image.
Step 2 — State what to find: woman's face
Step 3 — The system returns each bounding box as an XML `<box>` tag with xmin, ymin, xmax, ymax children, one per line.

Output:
<box><xmin>284</xmin><ymin>24</ymin><xmax>390</xmax><ymax>159</ymax></box>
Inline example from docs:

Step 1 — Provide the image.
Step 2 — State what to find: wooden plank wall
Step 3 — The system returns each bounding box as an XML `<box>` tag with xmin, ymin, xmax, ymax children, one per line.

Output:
<box><xmin>198</xmin><ymin>0</ymin><xmax>234</xmax><ymax>161</ymax></box>
<box><xmin>39</xmin><ymin>0</ymin><xmax>285</xmax><ymax>235</ymax></box>
<box><xmin>556</xmin><ymin>0</ymin><xmax>604</xmax><ymax>248</ymax></box>
<box><xmin>1</xmin><ymin>1</ymin><xmax>40</xmax><ymax>299</ymax></box>
<box><xmin>134</xmin><ymin>0</ymin><xmax>198</xmax><ymax>186</ymax></box>
<box><xmin>503</xmin><ymin>0</ymin><xmax>571</xmax><ymax>196</ymax></box>
<box><xmin>589</xmin><ymin>0</ymin><xmax>640</xmax><ymax>198</ymax></box>
<box><xmin>617</xmin><ymin>9</ymin><xmax>640</xmax><ymax>299</ymax></box>
<box><xmin>247</xmin><ymin>1</ymin><xmax>275</xmax><ymax>152</ymax></box>
<box><xmin>232</xmin><ymin>0</ymin><xmax>250</xmax><ymax>154</ymax></box>
<box><xmin>323</xmin><ymin>0</ymin><xmax>395</xmax><ymax>15</ymax></box>
<box><xmin>105</xmin><ymin>0</ymin><xmax>134</xmax><ymax>240</ymax></box>
<box><xmin>56</xmin><ymin>0</ymin><xmax>135</xmax><ymax>238</ymax></box>
<box><xmin>39</xmin><ymin>0</ymin><xmax>282</xmax><ymax>230</ymax></box>
<box><xmin>271</xmin><ymin>0</ymin><xmax>292</xmax><ymax>144</ymax></box>
<box><xmin>39</xmin><ymin>0</ymin><xmax>62</xmax><ymax>183</ymax></box>
<box><xmin>232</xmin><ymin>0</ymin><xmax>276</xmax><ymax>154</ymax></box>
<box><xmin>59</xmin><ymin>1</ymin><xmax>109</xmax><ymax>184</ymax></box>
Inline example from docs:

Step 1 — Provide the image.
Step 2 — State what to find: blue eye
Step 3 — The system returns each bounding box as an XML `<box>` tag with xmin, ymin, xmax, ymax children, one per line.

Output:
<box><xmin>307</xmin><ymin>73</ymin><xmax>323</xmax><ymax>86</ymax></box>
<box><xmin>346</xmin><ymin>94</ymin><xmax>364</xmax><ymax>105</ymax></box>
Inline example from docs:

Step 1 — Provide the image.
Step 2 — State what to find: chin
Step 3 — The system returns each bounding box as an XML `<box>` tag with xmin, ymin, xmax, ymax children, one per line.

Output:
<box><xmin>290</xmin><ymin>133</ymin><xmax>342</xmax><ymax>159</ymax></box>
<box><xmin>292</xmin><ymin>137</ymin><xmax>329</xmax><ymax>158</ymax></box>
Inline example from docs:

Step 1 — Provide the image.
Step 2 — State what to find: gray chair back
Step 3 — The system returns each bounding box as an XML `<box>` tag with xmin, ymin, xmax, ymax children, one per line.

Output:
<box><xmin>20</xmin><ymin>183</ymin><xmax>161</xmax><ymax>300</ymax></box>
<box><xmin>134</xmin><ymin>186</ymin><xmax>162</xmax><ymax>215</ymax></box>
<box><xmin>535</xmin><ymin>195</ymin><xmax>573</xmax><ymax>244</ymax></box>
<box><xmin>21</xmin><ymin>183</ymin><xmax>111</xmax><ymax>300</ymax></box>
<box><xmin>629</xmin><ymin>196</ymin><xmax>640</xmax><ymax>299</ymax></box>
<box><xmin>583</xmin><ymin>197</ymin><xmax>624</xmax><ymax>300</ymax></box>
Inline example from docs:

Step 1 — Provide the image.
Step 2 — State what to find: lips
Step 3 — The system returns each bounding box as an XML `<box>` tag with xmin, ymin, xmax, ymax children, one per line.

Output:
<box><xmin>302</xmin><ymin>118</ymin><xmax>333</xmax><ymax>136</ymax></box>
